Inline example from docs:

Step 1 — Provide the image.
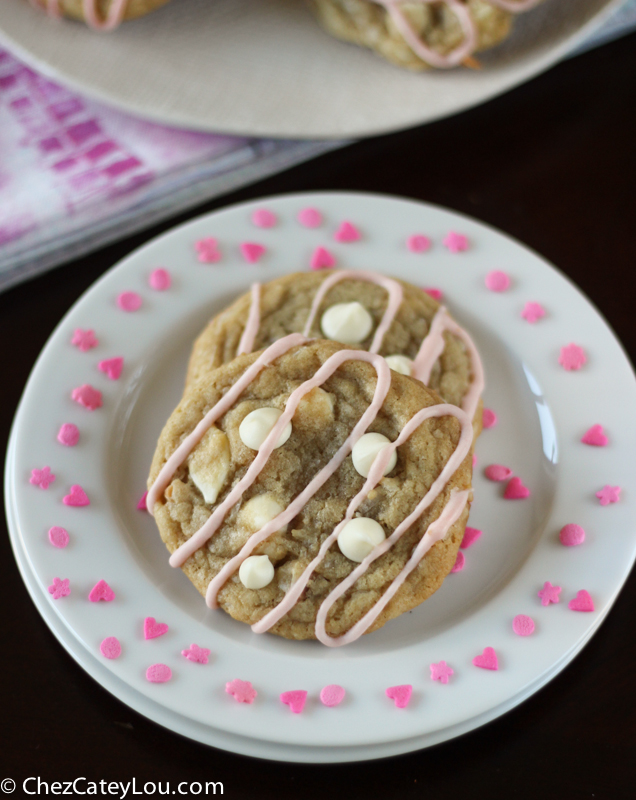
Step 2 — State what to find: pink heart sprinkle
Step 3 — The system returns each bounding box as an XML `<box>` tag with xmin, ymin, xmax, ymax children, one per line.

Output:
<box><xmin>559</xmin><ymin>343</ymin><xmax>587</xmax><ymax>371</ymax></box>
<box><xmin>310</xmin><ymin>246</ymin><xmax>336</xmax><ymax>270</ymax></box>
<box><xmin>98</xmin><ymin>357</ymin><xmax>123</xmax><ymax>380</ymax></box>
<box><xmin>48</xmin><ymin>526</ymin><xmax>69</xmax><ymax>549</ymax></box>
<box><xmin>252</xmin><ymin>208</ymin><xmax>277</xmax><ymax>228</ymax></box>
<box><xmin>280</xmin><ymin>690</ymin><xmax>308</xmax><ymax>714</ymax></box>
<box><xmin>407</xmin><ymin>235</ymin><xmax>431</xmax><ymax>253</ymax></box>
<box><xmin>512</xmin><ymin>615</ymin><xmax>535</xmax><ymax>636</ymax></box>
<box><xmin>71</xmin><ymin>384</ymin><xmax>102</xmax><ymax>411</ymax></box>
<box><xmin>146</xmin><ymin>664</ymin><xmax>172</xmax><ymax>683</ymax></box>
<box><xmin>334</xmin><ymin>221</ymin><xmax>361</xmax><ymax>243</ymax></box>
<box><xmin>484</xmin><ymin>464</ymin><xmax>512</xmax><ymax>482</ymax></box>
<box><xmin>88</xmin><ymin>579</ymin><xmax>115</xmax><ymax>603</ymax></box>
<box><xmin>320</xmin><ymin>684</ymin><xmax>346</xmax><ymax>707</ymax></box>
<box><xmin>451</xmin><ymin>551</ymin><xmax>465</xmax><ymax>572</ymax></box>
<box><xmin>568</xmin><ymin>590</ymin><xmax>594</xmax><ymax>612</ymax></box>
<box><xmin>297</xmin><ymin>207</ymin><xmax>322</xmax><ymax>228</ymax></box>
<box><xmin>472</xmin><ymin>647</ymin><xmax>498</xmax><ymax>670</ymax></box>
<box><xmin>63</xmin><ymin>484</ymin><xmax>90</xmax><ymax>507</ymax></box>
<box><xmin>149</xmin><ymin>268</ymin><xmax>171</xmax><ymax>291</ymax></box>
<box><xmin>482</xmin><ymin>408</ymin><xmax>497</xmax><ymax>429</ymax></box>
<box><xmin>144</xmin><ymin>617</ymin><xmax>169</xmax><ymax>640</ymax></box>
<box><xmin>100</xmin><ymin>637</ymin><xmax>122</xmax><ymax>659</ymax></box>
<box><xmin>57</xmin><ymin>423</ymin><xmax>79</xmax><ymax>447</ymax></box>
<box><xmin>559</xmin><ymin>523</ymin><xmax>585</xmax><ymax>547</ymax></box>
<box><xmin>423</xmin><ymin>287</ymin><xmax>443</xmax><ymax>301</ymax></box>
<box><xmin>485</xmin><ymin>271</ymin><xmax>511</xmax><ymax>292</ymax></box>
<box><xmin>117</xmin><ymin>291</ymin><xmax>142</xmax><ymax>312</ymax></box>
<box><xmin>137</xmin><ymin>491</ymin><xmax>148</xmax><ymax>511</ymax></box>
<box><xmin>385</xmin><ymin>685</ymin><xmax>412</xmax><ymax>709</ymax></box>
<box><xmin>182</xmin><ymin>644</ymin><xmax>211</xmax><ymax>665</ymax></box>
<box><xmin>240</xmin><ymin>242</ymin><xmax>266</xmax><ymax>264</ymax></box>
<box><xmin>460</xmin><ymin>527</ymin><xmax>482</xmax><ymax>549</ymax></box>
<box><xmin>226</xmin><ymin>679</ymin><xmax>257</xmax><ymax>704</ymax></box>
<box><xmin>581</xmin><ymin>424</ymin><xmax>608</xmax><ymax>447</ymax></box>
<box><xmin>504</xmin><ymin>477</ymin><xmax>531</xmax><ymax>499</ymax></box>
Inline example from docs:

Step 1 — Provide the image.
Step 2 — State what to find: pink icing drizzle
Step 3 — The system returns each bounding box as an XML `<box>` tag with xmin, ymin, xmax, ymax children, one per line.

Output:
<box><xmin>37</xmin><ymin>0</ymin><xmax>129</xmax><ymax>29</ymax></box>
<box><xmin>237</xmin><ymin>283</ymin><xmax>261</xmax><ymax>356</ymax></box>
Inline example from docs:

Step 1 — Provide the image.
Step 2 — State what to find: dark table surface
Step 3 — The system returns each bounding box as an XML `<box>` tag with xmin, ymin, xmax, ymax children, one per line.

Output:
<box><xmin>2</xmin><ymin>33</ymin><xmax>636</xmax><ymax>800</ymax></box>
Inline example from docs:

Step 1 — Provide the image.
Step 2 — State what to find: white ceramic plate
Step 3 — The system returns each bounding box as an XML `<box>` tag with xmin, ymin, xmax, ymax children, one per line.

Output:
<box><xmin>0</xmin><ymin>0</ymin><xmax>625</xmax><ymax>138</ymax></box>
<box><xmin>6</xmin><ymin>192</ymin><xmax>636</xmax><ymax>762</ymax></box>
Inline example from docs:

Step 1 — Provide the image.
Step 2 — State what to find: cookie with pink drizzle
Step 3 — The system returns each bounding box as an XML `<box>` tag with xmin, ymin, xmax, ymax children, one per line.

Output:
<box><xmin>29</xmin><ymin>0</ymin><xmax>170</xmax><ymax>29</ymax></box>
<box><xmin>186</xmin><ymin>270</ymin><xmax>484</xmax><ymax>434</ymax></box>
<box><xmin>148</xmin><ymin>338</ymin><xmax>474</xmax><ymax>644</ymax></box>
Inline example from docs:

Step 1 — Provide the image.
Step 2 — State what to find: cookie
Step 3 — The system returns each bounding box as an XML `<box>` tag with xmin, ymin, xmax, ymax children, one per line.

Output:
<box><xmin>187</xmin><ymin>270</ymin><xmax>484</xmax><ymax>433</ymax></box>
<box><xmin>147</xmin><ymin>336</ymin><xmax>474</xmax><ymax>645</ymax></box>
<box><xmin>30</xmin><ymin>0</ymin><xmax>171</xmax><ymax>28</ymax></box>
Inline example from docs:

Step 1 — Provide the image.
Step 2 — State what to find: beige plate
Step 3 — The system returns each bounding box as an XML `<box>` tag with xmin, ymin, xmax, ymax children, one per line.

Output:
<box><xmin>0</xmin><ymin>0</ymin><xmax>625</xmax><ymax>138</ymax></box>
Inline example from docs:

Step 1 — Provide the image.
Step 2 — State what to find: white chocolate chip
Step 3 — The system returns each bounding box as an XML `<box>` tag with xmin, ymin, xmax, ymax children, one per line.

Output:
<box><xmin>384</xmin><ymin>354</ymin><xmax>413</xmax><ymax>376</ymax></box>
<box><xmin>351</xmin><ymin>432</ymin><xmax>397</xmax><ymax>478</ymax></box>
<box><xmin>239</xmin><ymin>407</ymin><xmax>292</xmax><ymax>451</ymax></box>
<box><xmin>320</xmin><ymin>302</ymin><xmax>373</xmax><ymax>344</ymax></box>
<box><xmin>188</xmin><ymin>426</ymin><xmax>231</xmax><ymax>505</ymax></box>
<box><xmin>239</xmin><ymin>555</ymin><xmax>275</xmax><ymax>589</ymax></box>
<box><xmin>238</xmin><ymin>493</ymin><xmax>287</xmax><ymax>534</ymax></box>
<box><xmin>338</xmin><ymin>518</ymin><xmax>386</xmax><ymax>562</ymax></box>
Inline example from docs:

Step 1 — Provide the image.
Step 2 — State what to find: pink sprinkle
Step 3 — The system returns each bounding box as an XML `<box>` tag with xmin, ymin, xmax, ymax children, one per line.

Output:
<box><xmin>146</xmin><ymin>664</ymin><xmax>172</xmax><ymax>683</ymax></box>
<box><xmin>385</xmin><ymin>685</ymin><xmax>412</xmax><ymax>709</ymax></box>
<box><xmin>30</xmin><ymin>466</ymin><xmax>55</xmax><ymax>489</ymax></box>
<box><xmin>482</xmin><ymin>408</ymin><xmax>497</xmax><ymax>428</ymax></box>
<box><xmin>310</xmin><ymin>246</ymin><xmax>336</xmax><ymax>270</ymax></box>
<box><xmin>485</xmin><ymin>270</ymin><xmax>510</xmax><ymax>292</ymax></box>
<box><xmin>252</xmin><ymin>208</ymin><xmax>277</xmax><ymax>228</ymax></box>
<box><xmin>512</xmin><ymin>615</ymin><xmax>535</xmax><ymax>636</ymax></box>
<box><xmin>195</xmin><ymin>237</ymin><xmax>222</xmax><ymax>263</ymax></box>
<box><xmin>88</xmin><ymin>579</ymin><xmax>115</xmax><ymax>602</ymax></box>
<box><xmin>472</xmin><ymin>647</ymin><xmax>498</xmax><ymax>671</ymax></box>
<box><xmin>451</xmin><ymin>551</ymin><xmax>465</xmax><ymax>573</ymax></box>
<box><xmin>280</xmin><ymin>690</ymin><xmax>307</xmax><ymax>714</ymax></box>
<box><xmin>581</xmin><ymin>424</ymin><xmax>608</xmax><ymax>447</ymax></box>
<box><xmin>100</xmin><ymin>637</ymin><xmax>121</xmax><ymax>659</ymax></box>
<box><xmin>63</xmin><ymin>484</ymin><xmax>90</xmax><ymax>507</ymax></box>
<box><xmin>48</xmin><ymin>577</ymin><xmax>70</xmax><ymax>600</ymax></box>
<box><xmin>568</xmin><ymin>590</ymin><xmax>594</xmax><ymax>612</ymax></box>
<box><xmin>71</xmin><ymin>328</ymin><xmax>98</xmax><ymax>352</ymax></box>
<box><xmin>407</xmin><ymin>235</ymin><xmax>431</xmax><ymax>253</ymax></box>
<box><xmin>226</xmin><ymin>679</ymin><xmax>257</xmax><ymax>704</ymax></box>
<box><xmin>430</xmin><ymin>661</ymin><xmax>454</xmax><ymax>684</ymax></box>
<box><xmin>423</xmin><ymin>287</ymin><xmax>443</xmax><ymax>301</ymax></box>
<box><xmin>596</xmin><ymin>485</ymin><xmax>620</xmax><ymax>506</ymax></box>
<box><xmin>117</xmin><ymin>292</ymin><xmax>142</xmax><ymax>312</ymax></box>
<box><xmin>48</xmin><ymin>526</ymin><xmax>69</xmax><ymax>549</ymax></box>
<box><xmin>149</xmin><ymin>268</ymin><xmax>171</xmax><ymax>291</ymax></box>
<box><xmin>484</xmin><ymin>464</ymin><xmax>512</xmax><ymax>482</ymax></box>
<box><xmin>559</xmin><ymin>343</ymin><xmax>587</xmax><ymax>371</ymax></box>
<box><xmin>98</xmin><ymin>357</ymin><xmax>123</xmax><ymax>380</ymax></box>
<box><xmin>504</xmin><ymin>476</ymin><xmax>531</xmax><ymax>499</ymax></box>
<box><xmin>559</xmin><ymin>523</ymin><xmax>585</xmax><ymax>547</ymax></box>
<box><xmin>537</xmin><ymin>581</ymin><xmax>561</xmax><ymax>606</ymax></box>
<box><xmin>297</xmin><ymin>207</ymin><xmax>322</xmax><ymax>228</ymax></box>
<box><xmin>182</xmin><ymin>644</ymin><xmax>211</xmax><ymax>665</ymax></box>
<box><xmin>521</xmin><ymin>302</ymin><xmax>546</xmax><ymax>323</ymax></box>
<box><xmin>472</xmin><ymin>453</ymin><xmax>477</xmax><ymax>468</ymax></box>
<box><xmin>334</xmin><ymin>221</ymin><xmax>361</xmax><ymax>243</ymax></box>
<box><xmin>240</xmin><ymin>242</ymin><xmax>266</xmax><ymax>264</ymax></box>
<box><xmin>460</xmin><ymin>527</ymin><xmax>482</xmax><ymax>549</ymax></box>
<box><xmin>57</xmin><ymin>423</ymin><xmax>79</xmax><ymax>447</ymax></box>
<box><xmin>443</xmin><ymin>231</ymin><xmax>468</xmax><ymax>253</ymax></box>
<box><xmin>320</xmin><ymin>684</ymin><xmax>346</xmax><ymax>707</ymax></box>
<box><xmin>137</xmin><ymin>491</ymin><xmax>148</xmax><ymax>511</ymax></box>
<box><xmin>71</xmin><ymin>384</ymin><xmax>102</xmax><ymax>411</ymax></box>
<box><xmin>144</xmin><ymin>617</ymin><xmax>169</xmax><ymax>640</ymax></box>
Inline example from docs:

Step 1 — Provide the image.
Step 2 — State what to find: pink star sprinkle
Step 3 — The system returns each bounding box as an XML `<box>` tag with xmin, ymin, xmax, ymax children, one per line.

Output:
<box><xmin>460</xmin><ymin>527</ymin><xmax>482</xmax><ymax>549</ymax></box>
<box><xmin>71</xmin><ymin>384</ymin><xmax>102</xmax><ymax>411</ymax></box>
<box><xmin>226</xmin><ymin>679</ymin><xmax>257</xmax><ymax>704</ymax></box>
<box><xmin>512</xmin><ymin>615</ymin><xmax>535</xmax><ymax>636</ymax></box>
<box><xmin>57</xmin><ymin>423</ymin><xmax>79</xmax><ymax>447</ymax></box>
<box><xmin>297</xmin><ymin>207</ymin><xmax>322</xmax><ymax>228</ymax></box>
<box><xmin>581</xmin><ymin>424</ymin><xmax>608</xmax><ymax>447</ymax></box>
<box><xmin>146</xmin><ymin>664</ymin><xmax>172</xmax><ymax>683</ymax></box>
<box><xmin>182</xmin><ymin>644</ymin><xmax>211</xmax><ymax>665</ymax></box>
<box><xmin>472</xmin><ymin>647</ymin><xmax>498</xmax><ymax>671</ymax></box>
<box><xmin>423</xmin><ymin>287</ymin><xmax>443</xmax><ymax>301</ymax></box>
<box><xmin>484</xmin><ymin>464</ymin><xmax>512</xmax><ymax>482</ymax></box>
<box><xmin>537</xmin><ymin>581</ymin><xmax>561</xmax><ymax>606</ymax></box>
<box><xmin>137</xmin><ymin>491</ymin><xmax>148</xmax><ymax>511</ymax></box>
<box><xmin>195</xmin><ymin>237</ymin><xmax>222</xmax><ymax>263</ymax></box>
<box><xmin>88</xmin><ymin>579</ymin><xmax>115</xmax><ymax>602</ymax></box>
<box><xmin>485</xmin><ymin>271</ymin><xmax>511</xmax><ymax>292</ymax></box>
<box><xmin>559</xmin><ymin>343</ymin><xmax>587</xmax><ymax>371</ymax></box>
<box><xmin>430</xmin><ymin>661</ymin><xmax>454</xmax><ymax>684</ymax></box>
<box><xmin>149</xmin><ymin>268</ymin><xmax>171</xmax><ymax>291</ymax></box>
<box><xmin>48</xmin><ymin>526</ymin><xmax>69</xmax><ymax>549</ymax></box>
<box><xmin>320</xmin><ymin>685</ymin><xmax>346</xmax><ymax>707</ymax></box>
<box><xmin>385</xmin><ymin>685</ymin><xmax>412</xmax><ymax>709</ymax></box>
<box><xmin>310</xmin><ymin>246</ymin><xmax>336</xmax><ymax>270</ymax></box>
<box><xmin>100</xmin><ymin>637</ymin><xmax>122</xmax><ymax>659</ymax></box>
<box><xmin>334</xmin><ymin>221</ymin><xmax>361</xmax><ymax>243</ymax></box>
<box><xmin>63</xmin><ymin>484</ymin><xmax>90</xmax><ymax>507</ymax></box>
<box><xmin>407</xmin><ymin>234</ymin><xmax>431</xmax><ymax>253</ymax></box>
<box><xmin>251</xmin><ymin>208</ymin><xmax>277</xmax><ymax>228</ymax></box>
<box><xmin>521</xmin><ymin>302</ymin><xmax>546</xmax><ymax>323</ymax></box>
<box><xmin>98</xmin><ymin>357</ymin><xmax>123</xmax><ymax>380</ymax></box>
<box><xmin>560</xmin><ymin>523</ymin><xmax>585</xmax><ymax>547</ymax></box>
<box><xmin>48</xmin><ymin>577</ymin><xmax>70</xmax><ymax>600</ymax></box>
<box><xmin>30</xmin><ymin>466</ymin><xmax>55</xmax><ymax>489</ymax></box>
<box><xmin>117</xmin><ymin>292</ymin><xmax>142</xmax><ymax>312</ymax></box>
<box><xmin>144</xmin><ymin>617</ymin><xmax>169</xmax><ymax>640</ymax></box>
<box><xmin>71</xmin><ymin>328</ymin><xmax>98</xmax><ymax>352</ymax></box>
<box><xmin>443</xmin><ymin>231</ymin><xmax>469</xmax><ymax>253</ymax></box>
<box><xmin>482</xmin><ymin>408</ymin><xmax>497</xmax><ymax>429</ymax></box>
<box><xmin>569</xmin><ymin>590</ymin><xmax>594</xmax><ymax>612</ymax></box>
<box><xmin>596</xmin><ymin>485</ymin><xmax>621</xmax><ymax>506</ymax></box>
<box><xmin>240</xmin><ymin>242</ymin><xmax>266</xmax><ymax>264</ymax></box>
<box><xmin>451</xmin><ymin>551</ymin><xmax>465</xmax><ymax>573</ymax></box>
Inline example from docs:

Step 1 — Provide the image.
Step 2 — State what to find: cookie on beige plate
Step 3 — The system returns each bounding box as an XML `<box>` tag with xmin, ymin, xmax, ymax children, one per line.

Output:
<box><xmin>147</xmin><ymin>337</ymin><xmax>474</xmax><ymax>645</ymax></box>
<box><xmin>29</xmin><ymin>0</ymin><xmax>171</xmax><ymax>27</ymax></box>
